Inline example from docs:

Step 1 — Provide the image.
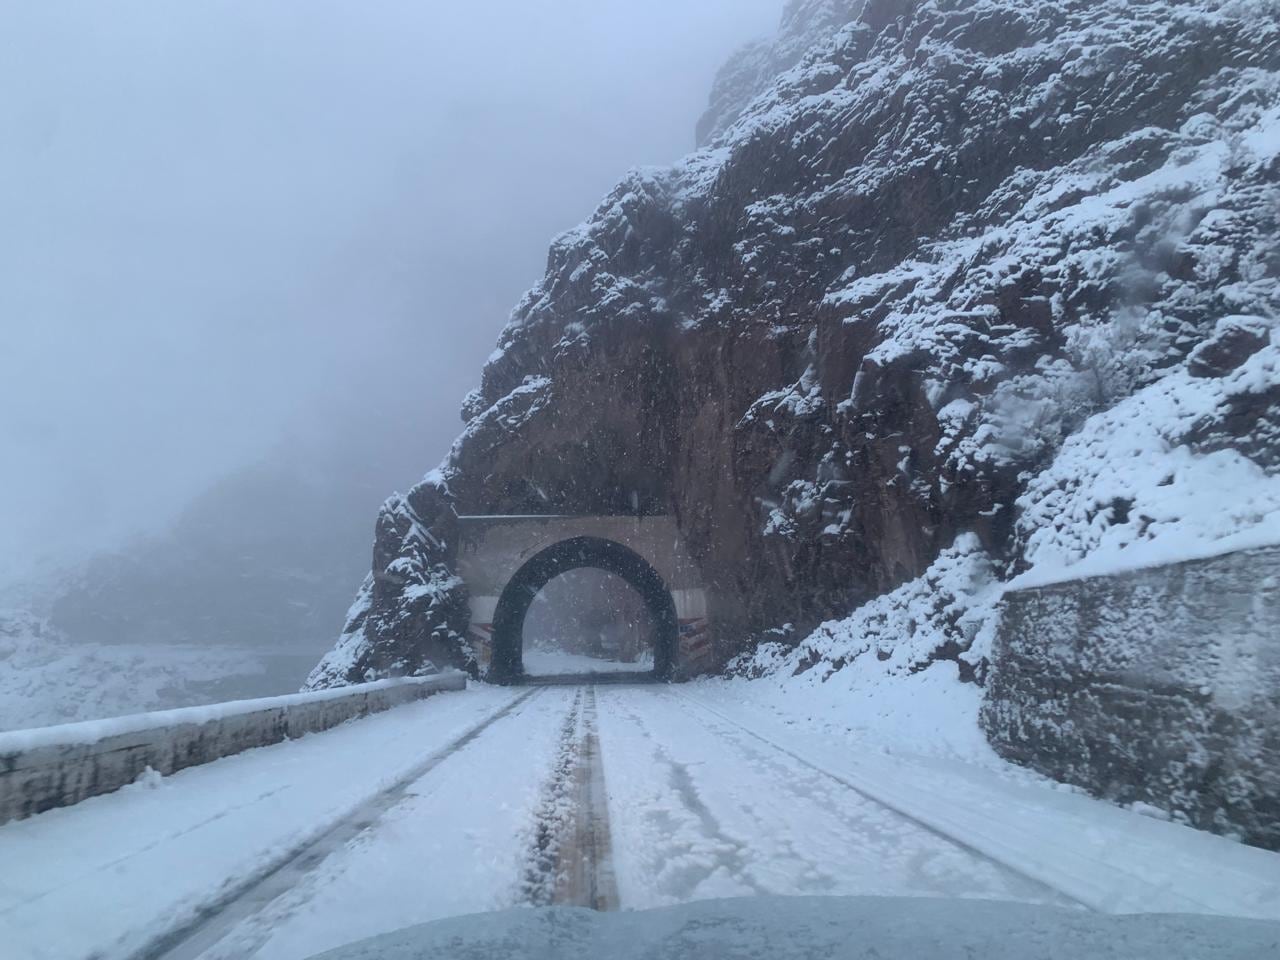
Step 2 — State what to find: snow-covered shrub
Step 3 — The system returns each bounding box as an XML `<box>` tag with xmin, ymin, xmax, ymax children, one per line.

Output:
<box><xmin>1014</xmin><ymin>331</ymin><xmax>1280</xmax><ymax>584</ymax></box>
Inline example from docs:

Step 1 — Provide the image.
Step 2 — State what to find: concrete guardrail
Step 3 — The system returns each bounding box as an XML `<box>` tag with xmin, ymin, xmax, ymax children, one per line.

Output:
<box><xmin>0</xmin><ymin>672</ymin><xmax>467</xmax><ymax>825</ymax></box>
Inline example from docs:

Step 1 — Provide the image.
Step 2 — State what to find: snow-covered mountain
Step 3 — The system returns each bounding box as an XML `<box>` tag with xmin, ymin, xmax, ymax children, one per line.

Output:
<box><xmin>47</xmin><ymin>452</ymin><xmax>377</xmax><ymax>655</ymax></box>
<box><xmin>0</xmin><ymin>609</ymin><xmax>271</xmax><ymax>731</ymax></box>
<box><xmin>313</xmin><ymin>0</ymin><xmax>1279</xmax><ymax>689</ymax></box>
<box><xmin>0</xmin><ymin>422</ymin><xmax>434</xmax><ymax>726</ymax></box>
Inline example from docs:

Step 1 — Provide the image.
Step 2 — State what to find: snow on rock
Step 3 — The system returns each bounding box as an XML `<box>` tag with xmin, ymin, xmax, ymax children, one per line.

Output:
<box><xmin>312</xmin><ymin>0</ymin><xmax>1280</xmax><ymax>733</ymax></box>
<box><xmin>305</xmin><ymin>476</ymin><xmax>471</xmax><ymax>690</ymax></box>
<box><xmin>1013</xmin><ymin>331</ymin><xmax>1280</xmax><ymax>587</ymax></box>
<box><xmin>728</xmin><ymin>535</ymin><xmax>1002</xmax><ymax>759</ymax></box>
<box><xmin>448</xmin><ymin>0</ymin><xmax>1280</xmax><ymax>645</ymax></box>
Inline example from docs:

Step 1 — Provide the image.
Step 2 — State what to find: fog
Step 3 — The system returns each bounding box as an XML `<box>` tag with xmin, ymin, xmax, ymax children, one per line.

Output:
<box><xmin>0</xmin><ymin>0</ymin><xmax>781</xmax><ymax>590</ymax></box>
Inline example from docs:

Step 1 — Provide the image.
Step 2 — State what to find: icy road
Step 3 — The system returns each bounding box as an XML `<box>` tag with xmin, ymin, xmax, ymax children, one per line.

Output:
<box><xmin>2</xmin><ymin>685</ymin><xmax>1279</xmax><ymax>960</ymax></box>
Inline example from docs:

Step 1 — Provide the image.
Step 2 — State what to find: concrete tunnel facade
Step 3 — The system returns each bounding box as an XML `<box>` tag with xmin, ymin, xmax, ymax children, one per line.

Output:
<box><xmin>452</xmin><ymin>515</ymin><xmax>711</xmax><ymax>682</ymax></box>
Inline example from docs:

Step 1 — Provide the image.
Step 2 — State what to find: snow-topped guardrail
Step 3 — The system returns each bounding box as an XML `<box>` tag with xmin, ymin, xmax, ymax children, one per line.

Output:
<box><xmin>0</xmin><ymin>672</ymin><xmax>467</xmax><ymax>825</ymax></box>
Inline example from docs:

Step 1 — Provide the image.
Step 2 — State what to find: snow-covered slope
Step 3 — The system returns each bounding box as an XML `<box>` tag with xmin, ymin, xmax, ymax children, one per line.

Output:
<box><xmin>726</xmin><ymin>534</ymin><xmax>1003</xmax><ymax>759</ymax></box>
<box><xmin>314</xmin><ymin>0</ymin><xmax>1280</xmax><ymax>692</ymax></box>
<box><xmin>0</xmin><ymin>610</ymin><xmax>274</xmax><ymax>732</ymax></box>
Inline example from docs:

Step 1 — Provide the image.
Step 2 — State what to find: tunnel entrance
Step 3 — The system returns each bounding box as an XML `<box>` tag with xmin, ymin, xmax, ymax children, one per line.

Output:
<box><xmin>522</xmin><ymin>568</ymin><xmax>657</xmax><ymax>677</ymax></box>
<box><xmin>488</xmin><ymin>537</ymin><xmax>677</xmax><ymax>684</ymax></box>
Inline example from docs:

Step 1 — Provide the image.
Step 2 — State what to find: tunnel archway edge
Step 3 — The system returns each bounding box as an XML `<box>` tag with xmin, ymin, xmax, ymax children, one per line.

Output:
<box><xmin>487</xmin><ymin>536</ymin><xmax>678</xmax><ymax>684</ymax></box>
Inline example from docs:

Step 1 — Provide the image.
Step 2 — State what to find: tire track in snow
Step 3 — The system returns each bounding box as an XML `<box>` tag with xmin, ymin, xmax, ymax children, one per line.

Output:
<box><xmin>519</xmin><ymin>689</ymin><xmax>584</xmax><ymax>906</ymax></box>
<box><xmin>594</xmin><ymin>688</ymin><xmax>769</xmax><ymax>904</ymax></box>
<box><xmin>654</xmin><ymin>687</ymin><xmax>967</xmax><ymax>894</ymax></box>
<box><xmin>0</xmin><ymin>782</ymin><xmax>298</xmax><ymax>920</ymax></box>
<box><xmin>666</xmin><ymin>688</ymin><xmax>1095</xmax><ymax>912</ymax></box>
<box><xmin>519</xmin><ymin>687</ymin><xmax>619</xmax><ymax>912</ymax></box>
<box><xmin>133</xmin><ymin>687</ymin><xmax>543</xmax><ymax>960</ymax></box>
<box><xmin>566</xmin><ymin>688</ymin><xmax>619</xmax><ymax>911</ymax></box>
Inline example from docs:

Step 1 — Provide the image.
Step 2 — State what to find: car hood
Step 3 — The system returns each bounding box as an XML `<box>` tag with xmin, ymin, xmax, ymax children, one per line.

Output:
<box><xmin>308</xmin><ymin>895</ymin><xmax>1280</xmax><ymax>959</ymax></box>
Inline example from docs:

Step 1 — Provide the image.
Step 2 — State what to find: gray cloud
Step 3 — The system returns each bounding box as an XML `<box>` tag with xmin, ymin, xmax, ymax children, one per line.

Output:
<box><xmin>0</xmin><ymin>0</ymin><xmax>781</xmax><ymax>586</ymax></box>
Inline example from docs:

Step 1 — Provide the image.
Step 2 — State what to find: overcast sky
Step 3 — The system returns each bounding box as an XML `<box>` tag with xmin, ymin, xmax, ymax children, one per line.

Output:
<box><xmin>0</xmin><ymin>0</ymin><xmax>781</xmax><ymax>588</ymax></box>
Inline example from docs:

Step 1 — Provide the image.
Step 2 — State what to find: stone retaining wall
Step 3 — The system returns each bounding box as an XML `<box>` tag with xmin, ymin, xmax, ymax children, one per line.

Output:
<box><xmin>981</xmin><ymin>546</ymin><xmax>1280</xmax><ymax>850</ymax></box>
<box><xmin>0</xmin><ymin>672</ymin><xmax>466</xmax><ymax>824</ymax></box>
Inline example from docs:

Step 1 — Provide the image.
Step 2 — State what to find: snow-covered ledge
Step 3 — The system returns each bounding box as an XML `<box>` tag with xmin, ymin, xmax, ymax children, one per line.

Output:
<box><xmin>0</xmin><ymin>673</ymin><xmax>466</xmax><ymax>825</ymax></box>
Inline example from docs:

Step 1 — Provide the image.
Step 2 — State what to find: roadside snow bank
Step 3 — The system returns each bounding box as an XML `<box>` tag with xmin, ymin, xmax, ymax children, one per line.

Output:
<box><xmin>728</xmin><ymin>535</ymin><xmax>1002</xmax><ymax>759</ymax></box>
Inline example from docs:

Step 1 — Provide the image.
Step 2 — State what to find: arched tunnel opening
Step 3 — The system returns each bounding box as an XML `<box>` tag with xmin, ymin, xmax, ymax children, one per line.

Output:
<box><xmin>488</xmin><ymin>536</ymin><xmax>677</xmax><ymax>684</ymax></box>
<box><xmin>523</xmin><ymin>569</ymin><xmax>657</xmax><ymax>676</ymax></box>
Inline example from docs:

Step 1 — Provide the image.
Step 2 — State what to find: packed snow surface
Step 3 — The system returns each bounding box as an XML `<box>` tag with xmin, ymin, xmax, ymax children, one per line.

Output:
<box><xmin>2</xmin><ymin>684</ymin><xmax>1277</xmax><ymax>960</ymax></box>
<box><xmin>732</xmin><ymin>534</ymin><xmax>1004</xmax><ymax>760</ymax></box>
<box><xmin>0</xmin><ymin>686</ymin><xmax>525</xmax><ymax>960</ymax></box>
<box><xmin>522</xmin><ymin>648</ymin><xmax>653</xmax><ymax>676</ymax></box>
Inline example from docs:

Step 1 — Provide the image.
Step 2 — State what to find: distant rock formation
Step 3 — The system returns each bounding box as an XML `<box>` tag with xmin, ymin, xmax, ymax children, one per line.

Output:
<box><xmin>311</xmin><ymin>0</ymin><xmax>1280</xmax><ymax>687</ymax></box>
<box><xmin>48</xmin><ymin>456</ymin><xmax>370</xmax><ymax>654</ymax></box>
<box><xmin>305</xmin><ymin>476</ymin><xmax>470</xmax><ymax>688</ymax></box>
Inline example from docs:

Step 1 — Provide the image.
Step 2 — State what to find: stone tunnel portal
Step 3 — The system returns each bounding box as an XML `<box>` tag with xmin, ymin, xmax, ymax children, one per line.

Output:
<box><xmin>454</xmin><ymin>515</ymin><xmax>711</xmax><ymax>683</ymax></box>
<box><xmin>491</xmin><ymin>537</ymin><xmax>675</xmax><ymax>682</ymax></box>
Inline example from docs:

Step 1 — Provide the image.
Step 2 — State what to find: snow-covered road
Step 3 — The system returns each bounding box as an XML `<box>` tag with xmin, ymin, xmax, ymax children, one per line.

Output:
<box><xmin>597</xmin><ymin>686</ymin><xmax>1066</xmax><ymax>909</ymax></box>
<box><xmin>3</xmin><ymin>684</ymin><xmax>1278</xmax><ymax>960</ymax></box>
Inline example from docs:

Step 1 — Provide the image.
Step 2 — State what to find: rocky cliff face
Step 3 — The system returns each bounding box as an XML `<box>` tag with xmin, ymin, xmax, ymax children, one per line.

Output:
<box><xmin>311</xmin><ymin>0</ymin><xmax>1280</xmax><ymax>688</ymax></box>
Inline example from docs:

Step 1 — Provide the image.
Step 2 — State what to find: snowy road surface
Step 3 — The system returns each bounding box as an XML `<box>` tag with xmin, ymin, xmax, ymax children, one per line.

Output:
<box><xmin>521</xmin><ymin>649</ymin><xmax>653</xmax><ymax>675</ymax></box>
<box><xmin>2</xmin><ymin>684</ymin><xmax>1279</xmax><ymax>960</ymax></box>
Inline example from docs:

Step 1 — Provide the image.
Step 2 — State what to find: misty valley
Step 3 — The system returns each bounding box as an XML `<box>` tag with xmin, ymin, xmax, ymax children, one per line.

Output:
<box><xmin>2</xmin><ymin>2</ymin><xmax>1279</xmax><ymax>960</ymax></box>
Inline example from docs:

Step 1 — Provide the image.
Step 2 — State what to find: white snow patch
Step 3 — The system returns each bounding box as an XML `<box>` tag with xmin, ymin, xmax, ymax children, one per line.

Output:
<box><xmin>1012</xmin><ymin>336</ymin><xmax>1280</xmax><ymax>588</ymax></box>
<box><xmin>0</xmin><ymin>610</ymin><xmax>276</xmax><ymax>733</ymax></box>
<box><xmin>729</xmin><ymin>535</ymin><xmax>1002</xmax><ymax>761</ymax></box>
<box><xmin>522</xmin><ymin>648</ymin><xmax>653</xmax><ymax>676</ymax></box>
